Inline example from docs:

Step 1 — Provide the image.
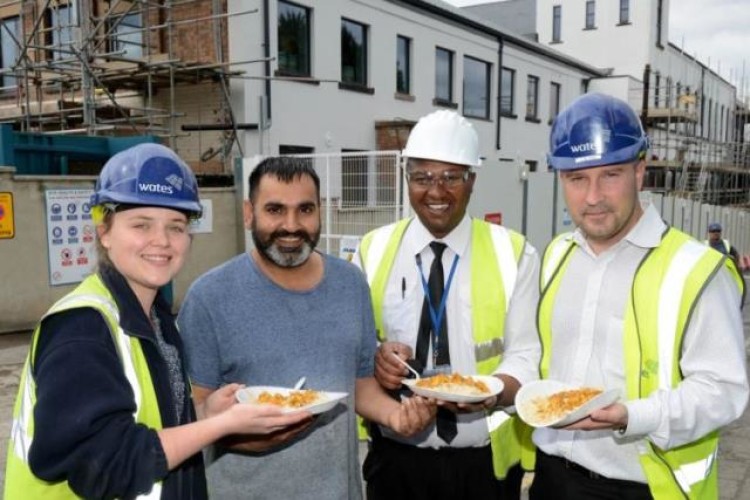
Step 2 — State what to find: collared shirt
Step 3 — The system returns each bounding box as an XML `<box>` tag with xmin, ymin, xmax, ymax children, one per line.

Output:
<box><xmin>355</xmin><ymin>215</ymin><xmax>541</xmax><ymax>448</ymax></box>
<box><xmin>534</xmin><ymin>204</ymin><xmax>749</xmax><ymax>482</ymax></box>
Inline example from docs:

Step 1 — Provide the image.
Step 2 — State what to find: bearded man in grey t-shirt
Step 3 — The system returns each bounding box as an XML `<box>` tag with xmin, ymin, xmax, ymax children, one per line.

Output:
<box><xmin>178</xmin><ymin>157</ymin><xmax>436</xmax><ymax>500</ymax></box>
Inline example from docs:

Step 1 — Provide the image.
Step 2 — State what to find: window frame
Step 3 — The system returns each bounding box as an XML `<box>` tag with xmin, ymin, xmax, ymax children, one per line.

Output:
<box><xmin>618</xmin><ymin>0</ymin><xmax>630</xmax><ymax>24</ymax></box>
<box><xmin>549</xmin><ymin>81</ymin><xmax>561</xmax><ymax>123</ymax></box>
<box><xmin>340</xmin><ymin>18</ymin><xmax>368</xmax><ymax>89</ymax></box>
<box><xmin>434</xmin><ymin>46</ymin><xmax>455</xmax><ymax>106</ymax></box>
<box><xmin>109</xmin><ymin>12</ymin><xmax>143</xmax><ymax>59</ymax></box>
<box><xmin>277</xmin><ymin>0</ymin><xmax>312</xmax><ymax>77</ymax></box>
<box><xmin>462</xmin><ymin>55</ymin><xmax>491</xmax><ymax>119</ymax></box>
<box><xmin>585</xmin><ymin>1</ymin><xmax>596</xmax><ymax>29</ymax></box>
<box><xmin>552</xmin><ymin>5</ymin><xmax>562</xmax><ymax>42</ymax></box>
<box><xmin>0</xmin><ymin>16</ymin><xmax>20</xmax><ymax>89</ymax></box>
<box><xmin>396</xmin><ymin>35</ymin><xmax>411</xmax><ymax>95</ymax></box>
<box><xmin>656</xmin><ymin>0</ymin><xmax>664</xmax><ymax>48</ymax></box>
<box><xmin>526</xmin><ymin>74</ymin><xmax>540</xmax><ymax>122</ymax></box>
<box><xmin>500</xmin><ymin>66</ymin><xmax>516</xmax><ymax>117</ymax></box>
<box><xmin>47</xmin><ymin>4</ymin><xmax>76</xmax><ymax>61</ymax></box>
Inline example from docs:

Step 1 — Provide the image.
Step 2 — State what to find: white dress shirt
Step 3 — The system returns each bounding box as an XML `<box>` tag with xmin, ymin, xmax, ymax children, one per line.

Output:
<box><xmin>534</xmin><ymin>204</ymin><xmax>749</xmax><ymax>481</ymax></box>
<box><xmin>355</xmin><ymin>215</ymin><xmax>541</xmax><ymax>449</ymax></box>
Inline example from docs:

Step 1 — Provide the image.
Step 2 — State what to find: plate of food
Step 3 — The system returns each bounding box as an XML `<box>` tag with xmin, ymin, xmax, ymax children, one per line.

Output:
<box><xmin>515</xmin><ymin>380</ymin><xmax>620</xmax><ymax>428</ymax></box>
<box><xmin>402</xmin><ymin>373</ymin><xmax>504</xmax><ymax>403</ymax></box>
<box><xmin>235</xmin><ymin>386</ymin><xmax>348</xmax><ymax>415</ymax></box>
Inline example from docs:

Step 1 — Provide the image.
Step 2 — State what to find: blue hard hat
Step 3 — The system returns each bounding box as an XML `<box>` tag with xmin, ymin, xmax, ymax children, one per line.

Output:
<box><xmin>548</xmin><ymin>93</ymin><xmax>648</xmax><ymax>170</ymax></box>
<box><xmin>708</xmin><ymin>222</ymin><xmax>722</xmax><ymax>232</ymax></box>
<box><xmin>91</xmin><ymin>143</ymin><xmax>202</xmax><ymax>218</ymax></box>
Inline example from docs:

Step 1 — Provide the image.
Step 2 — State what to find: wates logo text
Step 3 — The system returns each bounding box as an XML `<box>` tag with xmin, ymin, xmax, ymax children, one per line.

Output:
<box><xmin>138</xmin><ymin>183</ymin><xmax>174</xmax><ymax>194</ymax></box>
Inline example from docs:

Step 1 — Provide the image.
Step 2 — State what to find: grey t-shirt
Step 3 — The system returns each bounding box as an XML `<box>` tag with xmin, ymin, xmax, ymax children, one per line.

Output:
<box><xmin>177</xmin><ymin>252</ymin><xmax>375</xmax><ymax>500</ymax></box>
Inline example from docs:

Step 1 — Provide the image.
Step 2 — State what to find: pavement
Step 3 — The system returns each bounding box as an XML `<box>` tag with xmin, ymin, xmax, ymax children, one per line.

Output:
<box><xmin>1</xmin><ymin>285</ymin><xmax>750</xmax><ymax>497</ymax></box>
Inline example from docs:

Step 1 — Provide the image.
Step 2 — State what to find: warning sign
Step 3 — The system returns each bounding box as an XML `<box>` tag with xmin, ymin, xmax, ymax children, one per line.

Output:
<box><xmin>0</xmin><ymin>192</ymin><xmax>15</xmax><ymax>239</ymax></box>
<box><xmin>45</xmin><ymin>189</ymin><xmax>97</xmax><ymax>286</ymax></box>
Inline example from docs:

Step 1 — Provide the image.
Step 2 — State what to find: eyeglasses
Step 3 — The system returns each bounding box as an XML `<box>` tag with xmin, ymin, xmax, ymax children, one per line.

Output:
<box><xmin>406</xmin><ymin>170</ymin><xmax>470</xmax><ymax>189</ymax></box>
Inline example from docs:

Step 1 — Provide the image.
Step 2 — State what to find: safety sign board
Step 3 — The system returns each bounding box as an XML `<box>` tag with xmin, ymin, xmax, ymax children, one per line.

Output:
<box><xmin>0</xmin><ymin>192</ymin><xmax>14</xmax><ymax>239</ymax></box>
<box><xmin>45</xmin><ymin>189</ymin><xmax>97</xmax><ymax>286</ymax></box>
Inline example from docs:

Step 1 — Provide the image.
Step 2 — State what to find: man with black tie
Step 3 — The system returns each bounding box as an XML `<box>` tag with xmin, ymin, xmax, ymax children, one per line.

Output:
<box><xmin>354</xmin><ymin>110</ymin><xmax>541</xmax><ymax>500</ymax></box>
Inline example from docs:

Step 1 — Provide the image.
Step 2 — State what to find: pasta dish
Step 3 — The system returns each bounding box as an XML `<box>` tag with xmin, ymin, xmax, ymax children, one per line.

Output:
<box><xmin>415</xmin><ymin>373</ymin><xmax>490</xmax><ymax>396</ymax></box>
<box><xmin>530</xmin><ymin>388</ymin><xmax>602</xmax><ymax>424</ymax></box>
<box><xmin>256</xmin><ymin>390</ymin><xmax>321</xmax><ymax>408</ymax></box>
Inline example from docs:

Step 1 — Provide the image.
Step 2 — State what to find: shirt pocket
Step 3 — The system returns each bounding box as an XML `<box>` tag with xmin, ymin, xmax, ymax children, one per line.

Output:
<box><xmin>602</xmin><ymin>316</ymin><xmax>626</xmax><ymax>383</ymax></box>
<box><xmin>382</xmin><ymin>280</ymin><xmax>420</xmax><ymax>345</ymax></box>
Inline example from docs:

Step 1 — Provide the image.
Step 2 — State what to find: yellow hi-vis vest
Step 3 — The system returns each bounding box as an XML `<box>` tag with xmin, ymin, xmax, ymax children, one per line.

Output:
<box><xmin>358</xmin><ymin>217</ymin><xmax>531</xmax><ymax>479</ymax></box>
<box><xmin>538</xmin><ymin>228</ymin><xmax>745</xmax><ymax>500</ymax></box>
<box><xmin>5</xmin><ymin>274</ymin><xmax>164</xmax><ymax>500</ymax></box>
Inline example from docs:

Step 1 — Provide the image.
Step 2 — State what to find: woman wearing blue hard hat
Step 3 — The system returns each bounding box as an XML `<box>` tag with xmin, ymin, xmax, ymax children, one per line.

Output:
<box><xmin>5</xmin><ymin>143</ymin><xmax>310</xmax><ymax>499</ymax></box>
<box><xmin>529</xmin><ymin>93</ymin><xmax>747</xmax><ymax>500</ymax></box>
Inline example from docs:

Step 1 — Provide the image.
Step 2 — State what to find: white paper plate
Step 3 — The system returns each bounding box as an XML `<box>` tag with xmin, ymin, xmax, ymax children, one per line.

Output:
<box><xmin>402</xmin><ymin>375</ymin><xmax>504</xmax><ymax>403</ymax></box>
<box><xmin>236</xmin><ymin>386</ymin><xmax>348</xmax><ymax>415</ymax></box>
<box><xmin>515</xmin><ymin>379</ymin><xmax>620</xmax><ymax>428</ymax></box>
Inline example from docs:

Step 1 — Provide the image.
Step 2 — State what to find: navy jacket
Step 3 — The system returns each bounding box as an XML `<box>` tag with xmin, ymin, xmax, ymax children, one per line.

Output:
<box><xmin>29</xmin><ymin>266</ymin><xmax>207</xmax><ymax>499</ymax></box>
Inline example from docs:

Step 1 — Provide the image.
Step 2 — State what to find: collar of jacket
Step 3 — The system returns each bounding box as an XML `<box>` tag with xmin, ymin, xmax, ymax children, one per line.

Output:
<box><xmin>98</xmin><ymin>265</ymin><xmax>174</xmax><ymax>342</ymax></box>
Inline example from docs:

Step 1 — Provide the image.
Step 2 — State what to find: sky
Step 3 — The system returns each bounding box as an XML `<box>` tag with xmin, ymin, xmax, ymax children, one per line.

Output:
<box><xmin>443</xmin><ymin>0</ymin><xmax>750</xmax><ymax>98</ymax></box>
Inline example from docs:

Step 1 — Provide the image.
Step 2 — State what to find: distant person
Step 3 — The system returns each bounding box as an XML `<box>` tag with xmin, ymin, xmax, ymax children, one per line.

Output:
<box><xmin>355</xmin><ymin>110</ymin><xmax>541</xmax><ymax>500</ymax></box>
<box><xmin>530</xmin><ymin>93</ymin><xmax>748</xmax><ymax>499</ymax></box>
<box><xmin>177</xmin><ymin>156</ymin><xmax>435</xmax><ymax>499</ymax></box>
<box><xmin>705</xmin><ymin>222</ymin><xmax>740</xmax><ymax>270</ymax></box>
<box><xmin>4</xmin><ymin>144</ymin><xmax>307</xmax><ymax>499</ymax></box>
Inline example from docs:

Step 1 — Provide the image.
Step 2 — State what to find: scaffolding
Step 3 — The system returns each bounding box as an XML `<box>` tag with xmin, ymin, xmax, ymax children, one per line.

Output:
<box><xmin>0</xmin><ymin>0</ymin><xmax>256</xmax><ymax>172</ymax></box>
<box><xmin>637</xmin><ymin>64</ymin><xmax>750</xmax><ymax>207</ymax></box>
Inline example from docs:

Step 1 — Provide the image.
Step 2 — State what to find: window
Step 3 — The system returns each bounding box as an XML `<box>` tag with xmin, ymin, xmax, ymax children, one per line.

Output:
<box><xmin>110</xmin><ymin>13</ymin><xmax>142</xmax><ymax>59</ymax></box>
<box><xmin>48</xmin><ymin>4</ymin><xmax>75</xmax><ymax>61</ymax></box>
<box><xmin>278</xmin><ymin>1</ymin><xmax>311</xmax><ymax>76</ymax></box>
<box><xmin>552</xmin><ymin>5</ymin><xmax>562</xmax><ymax>42</ymax></box>
<box><xmin>342</xmin><ymin>150</ymin><xmax>368</xmax><ymax>207</ymax></box>
<box><xmin>341</xmin><ymin>19</ymin><xmax>367</xmax><ymax>86</ymax></box>
<box><xmin>549</xmin><ymin>82</ymin><xmax>561</xmax><ymax>121</ymax></box>
<box><xmin>435</xmin><ymin>47</ymin><xmax>453</xmax><ymax>104</ymax></box>
<box><xmin>0</xmin><ymin>16</ymin><xmax>20</xmax><ymax>88</ymax></box>
<box><xmin>619</xmin><ymin>0</ymin><xmax>630</xmax><ymax>24</ymax></box>
<box><xmin>463</xmin><ymin>56</ymin><xmax>490</xmax><ymax>119</ymax></box>
<box><xmin>526</xmin><ymin>160</ymin><xmax>538</xmax><ymax>173</ymax></box>
<box><xmin>656</xmin><ymin>0</ymin><xmax>664</xmax><ymax>47</ymax></box>
<box><xmin>654</xmin><ymin>73</ymin><xmax>660</xmax><ymax>107</ymax></box>
<box><xmin>585</xmin><ymin>1</ymin><xmax>596</xmax><ymax>29</ymax></box>
<box><xmin>526</xmin><ymin>75</ymin><xmax>539</xmax><ymax>120</ymax></box>
<box><xmin>396</xmin><ymin>35</ymin><xmax>410</xmax><ymax>94</ymax></box>
<box><xmin>279</xmin><ymin>145</ymin><xmax>314</xmax><ymax>169</ymax></box>
<box><xmin>500</xmin><ymin>67</ymin><xmax>515</xmax><ymax>116</ymax></box>
<box><xmin>279</xmin><ymin>144</ymin><xmax>314</xmax><ymax>155</ymax></box>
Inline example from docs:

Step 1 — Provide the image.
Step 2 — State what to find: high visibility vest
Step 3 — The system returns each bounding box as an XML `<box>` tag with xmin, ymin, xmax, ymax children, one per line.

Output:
<box><xmin>5</xmin><ymin>274</ymin><xmax>164</xmax><ymax>500</ymax></box>
<box><xmin>703</xmin><ymin>238</ymin><xmax>731</xmax><ymax>255</ymax></box>
<box><xmin>359</xmin><ymin>217</ymin><xmax>532</xmax><ymax>479</ymax></box>
<box><xmin>538</xmin><ymin>228</ymin><xmax>744</xmax><ymax>499</ymax></box>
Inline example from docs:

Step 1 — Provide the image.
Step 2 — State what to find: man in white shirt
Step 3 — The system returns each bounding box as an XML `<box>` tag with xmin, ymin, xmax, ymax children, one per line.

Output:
<box><xmin>531</xmin><ymin>93</ymin><xmax>748</xmax><ymax>499</ymax></box>
<box><xmin>355</xmin><ymin>110</ymin><xmax>541</xmax><ymax>500</ymax></box>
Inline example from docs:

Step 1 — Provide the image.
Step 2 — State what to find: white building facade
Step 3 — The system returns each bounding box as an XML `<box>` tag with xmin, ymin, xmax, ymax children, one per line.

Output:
<box><xmin>227</xmin><ymin>0</ymin><xmax>602</xmax><ymax>246</ymax></box>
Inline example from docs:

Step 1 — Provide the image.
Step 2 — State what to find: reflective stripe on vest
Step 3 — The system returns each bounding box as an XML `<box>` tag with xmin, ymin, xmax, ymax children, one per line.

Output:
<box><xmin>359</xmin><ymin>217</ymin><xmax>527</xmax><ymax>478</ymax></box>
<box><xmin>5</xmin><ymin>274</ymin><xmax>163</xmax><ymax>500</ymax></box>
<box><xmin>539</xmin><ymin>228</ymin><xmax>742</xmax><ymax>499</ymax></box>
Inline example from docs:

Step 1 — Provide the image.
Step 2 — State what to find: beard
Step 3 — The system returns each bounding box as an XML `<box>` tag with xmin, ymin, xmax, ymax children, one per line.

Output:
<box><xmin>251</xmin><ymin>223</ymin><xmax>320</xmax><ymax>268</ymax></box>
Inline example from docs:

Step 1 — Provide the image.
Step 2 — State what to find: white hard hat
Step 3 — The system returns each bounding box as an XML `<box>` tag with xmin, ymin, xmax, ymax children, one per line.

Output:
<box><xmin>402</xmin><ymin>110</ymin><xmax>480</xmax><ymax>167</ymax></box>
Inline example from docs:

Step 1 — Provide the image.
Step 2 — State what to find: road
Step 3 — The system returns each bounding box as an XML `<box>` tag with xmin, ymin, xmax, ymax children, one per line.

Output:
<box><xmin>1</xmin><ymin>290</ymin><xmax>749</xmax><ymax>497</ymax></box>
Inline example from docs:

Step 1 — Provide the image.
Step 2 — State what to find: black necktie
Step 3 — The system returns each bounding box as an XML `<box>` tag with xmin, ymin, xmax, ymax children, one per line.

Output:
<box><xmin>415</xmin><ymin>241</ymin><xmax>457</xmax><ymax>444</ymax></box>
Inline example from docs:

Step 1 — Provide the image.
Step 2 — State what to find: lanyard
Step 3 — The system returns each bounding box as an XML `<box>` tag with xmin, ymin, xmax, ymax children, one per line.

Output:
<box><xmin>416</xmin><ymin>250</ymin><xmax>459</xmax><ymax>361</ymax></box>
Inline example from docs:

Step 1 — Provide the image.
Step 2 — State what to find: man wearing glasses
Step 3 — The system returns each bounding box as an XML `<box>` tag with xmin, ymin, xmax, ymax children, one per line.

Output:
<box><xmin>354</xmin><ymin>110</ymin><xmax>541</xmax><ymax>500</ymax></box>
